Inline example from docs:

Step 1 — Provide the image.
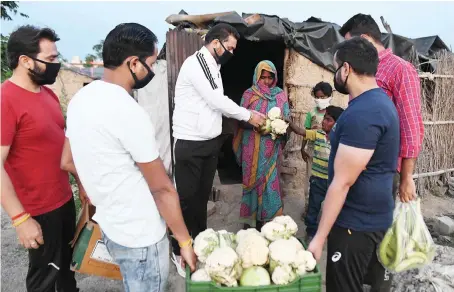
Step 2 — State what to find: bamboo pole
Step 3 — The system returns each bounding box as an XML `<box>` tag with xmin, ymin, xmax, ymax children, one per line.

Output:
<box><xmin>423</xmin><ymin>121</ymin><xmax>454</xmax><ymax>125</ymax></box>
<box><xmin>419</xmin><ymin>73</ymin><xmax>454</xmax><ymax>79</ymax></box>
<box><xmin>413</xmin><ymin>168</ymin><xmax>454</xmax><ymax>179</ymax></box>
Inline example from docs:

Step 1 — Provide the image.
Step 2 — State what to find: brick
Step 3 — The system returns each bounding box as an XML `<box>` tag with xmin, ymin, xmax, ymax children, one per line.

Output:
<box><xmin>435</xmin><ymin>216</ymin><xmax>454</xmax><ymax>235</ymax></box>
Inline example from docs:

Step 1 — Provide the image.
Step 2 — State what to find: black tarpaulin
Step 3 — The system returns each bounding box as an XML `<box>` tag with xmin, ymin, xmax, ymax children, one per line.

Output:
<box><xmin>215</xmin><ymin>13</ymin><xmax>344</xmax><ymax>72</ymax></box>
<box><xmin>412</xmin><ymin>36</ymin><xmax>450</xmax><ymax>58</ymax></box>
<box><xmin>166</xmin><ymin>11</ymin><xmax>450</xmax><ymax>73</ymax></box>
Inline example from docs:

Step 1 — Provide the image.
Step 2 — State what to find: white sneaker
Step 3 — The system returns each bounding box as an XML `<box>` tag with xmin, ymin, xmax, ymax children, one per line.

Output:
<box><xmin>171</xmin><ymin>252</ymin><xmax>186</xmax><ymax>278</ymax></box>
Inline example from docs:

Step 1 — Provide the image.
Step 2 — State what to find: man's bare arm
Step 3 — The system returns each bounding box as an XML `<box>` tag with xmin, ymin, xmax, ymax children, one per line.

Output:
<box><xmin>137</xmin><ymin>159</ymin><xmax>191</xmax><ymax>243</ymax></box>
<box><xmin>137</xmin><ymin>159</ymin><xmax>196</xmax><ymax>270</ymax></box>
<box><xmin>401</xmin><ymin>158</ymin><xmax>416</xmax><ymax>179</ymax></box>
<box><xmin>308</xmin><ymin>144</ymin><xmax>374</xmax><ymax>260</ymax></box>
<box><xmin>1</xmin><ymin>146</ymin><xmax>25</xmax><ymax>217</ymax></box>
<box><xmin>316</xmin><ymin>144</ymin><xmax>374</xmax><ymax>237</ymax></box>
<box><xmin>60</xmin><ymin>138</ymin><xmax>89</xmax><ymax>204</ymax></box>
<box><xmin>1</xmin><ymin>146</ymin><xmax>44</xmax><ymax>249</ymax></box>
<box><xmin>398</xmin><ymin>158</ymin><xmax>417</xmax><ymax>202</ymax></box>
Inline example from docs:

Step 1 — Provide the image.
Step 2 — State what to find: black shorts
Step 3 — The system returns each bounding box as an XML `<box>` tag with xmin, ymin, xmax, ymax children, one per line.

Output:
<box><xmin>326</xmin><ymin>225</ymin><xmax>393</xmax><ymax>292</ymax></box>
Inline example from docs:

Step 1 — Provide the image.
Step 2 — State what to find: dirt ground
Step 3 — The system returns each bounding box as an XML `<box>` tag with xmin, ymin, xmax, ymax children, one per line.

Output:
<box><xmin>2</xmin><ymin>177</ymin><xmax>454</xmax><ymax>292</ymax></box>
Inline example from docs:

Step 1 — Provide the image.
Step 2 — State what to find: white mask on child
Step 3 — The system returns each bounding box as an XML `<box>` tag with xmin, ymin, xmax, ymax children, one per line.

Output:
<box><xmin>315</xmin><ymin>97</ymin><xmax>332</xmax><ymax>110</ymax></box>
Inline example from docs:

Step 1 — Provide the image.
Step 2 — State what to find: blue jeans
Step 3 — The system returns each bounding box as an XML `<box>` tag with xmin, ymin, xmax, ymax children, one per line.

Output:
<box><xmin>305</xmin><ymin>176</ymin><xmax>328</xmax><ymax>237</ymax></box>
<box><xmin>102</xmin><ymin>232</ymin><xmax>170</xmax><ymax>292</ymax></box>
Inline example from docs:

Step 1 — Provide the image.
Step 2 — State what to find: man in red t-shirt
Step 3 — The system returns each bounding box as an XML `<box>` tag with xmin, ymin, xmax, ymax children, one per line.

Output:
<box><xmin>1</xmin><ymin>25</ymin><xmax>80</xmax><ymax>292</ymax></box>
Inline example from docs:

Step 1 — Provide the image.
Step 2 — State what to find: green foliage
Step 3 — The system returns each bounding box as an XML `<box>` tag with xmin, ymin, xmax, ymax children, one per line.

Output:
<box><xmin>92</xmin><ymin>40</ymin><xmax>104</xmax><ymax>60</ymax></box>
<box><xmin>1</xmin><ymin>2</ymin><xmax>28</xmax><ymax>82</ymax></box>
<box><xmin>84</xmin><ymin>54</ymin><xmax>96</xmax><ymax>68</ymax></box>
<box><xmin>69</xmin><ymin>174</ymin><xmax>82</xmax><ymax>214</ymax></box>
<box><xmin>1</xmin><ymin>34</ymin><xmax>12</xmax><ymax>82</ymax></box>
<box><xmin>1</xmin><ymin>1</ymin><xmax>28</xmax><ymax>21</ymax></box>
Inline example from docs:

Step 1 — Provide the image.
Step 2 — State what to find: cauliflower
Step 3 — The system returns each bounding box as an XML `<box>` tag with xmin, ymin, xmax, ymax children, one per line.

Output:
<box><xmin>273</xmin><ymin>216</ymin><xmax>298</xmax><ymax>236</ymax></box>
<box><xmin>295</xmin><ymin>265</ymin><xmax>307</xmax><ymax>277</ymax></box>
<box><xmin>204</xmin><ymin>247</ymin><xmax>243</xmax><ymax>287</ymax></box>
<box><xmin>261</xmin><ymin>216</ymin><xmax>298</xmax><ymax>241</ymax></box>
<box><xmin>268</xmin><ymin>239</ymin><xmax>299</xmax><ymax>272</ymax></box>
<box><xmin>271</xmin><ymin>265</ymin><xmax>297</xmax><ymax>285</ymax></box>
<box><xmin>236</xmin><ymin>233</ymin><xmax>269</xmax><ymax>268</ymax></box>
<box><xmin>236</xmin><ymin>228</ymin><xmax>265</xmax><ymax>244</ymax></box>
<box><xmin>191</xmin><ymin>269</ymin><xmax>211</xmax><ymax>282</ymax></box>
<box><xmin>194</xmin><ymin>228</ymin><xmax>220</xmax><ymax>263</ymax></box>
<box><xmin>288</xmin><ymin>236</ymin><xmax>304</xmax><ymax>252</ymax></box>
<box><xmin>218</xmin><ymin>230</ymin><xmax>237</xmax><ymax>249</ymax></box>
<box><xmin>301</xmin><ymin>250</ymin><xmax>317</xmax><ymax>272</ymax></box>
<box><xmin>259</xmin><ymin>119</ymin><xmax>272</xmax><ymax>134</ymax></box>
<box><xmin>270</xmin><ymin>118</ymin><xmax>289</xmax><ymax>135</ymax></box>
<box><xmin>261</xmin><ymin>221</ymin><xmax>287</xmax><ymax>242</ymax></box>
<box><xmin>267</xmin><ymin>107</ymin><xmax>281</xmax><ymax>121</ymax></box>
<box><xmin>293</xmin><ymin>249</ymin><xmax>316</xmax><ymax>274</ymax></box>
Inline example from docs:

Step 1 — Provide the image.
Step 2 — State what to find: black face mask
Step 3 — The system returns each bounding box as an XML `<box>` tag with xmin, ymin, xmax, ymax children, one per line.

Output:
<box><xmin>129</xmin><ymin>59</ymin><xmax>155</xmax><ymax>89</ymax></box>
<box><xmin>333</xmin><ymin>64</ymin><xmax>349</xmax><ymax>95</ymax></box>
<box><xmin>214</xmin><ymin>40</ymin><xmax>233</xmax><ymax>65</ymax></box>
<box><xmin>28</xmin><ymin>57</ymin><xmax>61</xmax><ymax>85</ymax></box>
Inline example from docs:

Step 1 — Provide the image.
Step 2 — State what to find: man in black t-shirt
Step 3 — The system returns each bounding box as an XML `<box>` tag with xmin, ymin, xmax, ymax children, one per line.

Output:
<box><xmin>307</xmin><ymin>37</ymin><xmax>400</xmax><ymax>292</ymax></box>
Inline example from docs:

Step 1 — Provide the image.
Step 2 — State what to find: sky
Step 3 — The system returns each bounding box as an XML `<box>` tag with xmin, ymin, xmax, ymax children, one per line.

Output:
<box><xmin>1</xmin><ymin>1</ymin><xmax>453</xmax><ymax>60</ymax></box>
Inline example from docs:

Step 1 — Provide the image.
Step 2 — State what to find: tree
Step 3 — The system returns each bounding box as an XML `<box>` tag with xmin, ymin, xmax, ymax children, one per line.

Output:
<box><xmin>1</xmin><ymin>35</ymin><xmax>12</xmax><ymax>82</ymax></box>
<box><xmin>1</xmin><ymin>2</ymin><xmax>28</xmax><ymax>82</ymax></box>
<box><xmin>1</xmin><ymin>1</ymin><xmax>28</xmax><ymax>20</ymax></box>
<box><xmin>84</xmin><ymin>54</ymin><xmax>96</xmax><ymax>68</ymax></box>
<box><xmin>92</xmin><ymin>39</ymin><xmax>104</xmax><ymax>60</ymax></box>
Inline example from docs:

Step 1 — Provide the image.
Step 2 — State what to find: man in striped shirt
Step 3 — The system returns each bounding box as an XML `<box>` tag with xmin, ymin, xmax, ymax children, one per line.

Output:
<box><xmin>171</xmin><ymin>23</ymin><xmax>265</xmax><ymax>276</ymax></box>
<box><xmin>288</xmin><ymin>106</ymin><xmax>344</xmax><ymax>239</ymax></box>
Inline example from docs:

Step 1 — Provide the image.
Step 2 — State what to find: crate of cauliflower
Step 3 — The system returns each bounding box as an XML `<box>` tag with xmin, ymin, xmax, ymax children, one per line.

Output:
<box><xmin>186</xmin><ymin>215</ymin><xmax>322</xmax><ymax>292</ymax></box>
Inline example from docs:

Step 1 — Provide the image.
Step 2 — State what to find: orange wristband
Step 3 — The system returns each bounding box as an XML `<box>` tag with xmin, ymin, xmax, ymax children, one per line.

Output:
<box><xmin>12</xmin><ymin>211</ymin><xmax>26</xmax><ymax>221</ymax></box>
<box><xmin>13</xmin><ymin>213</ymin><xmax>31</xmax><ymax>227</ymax></box>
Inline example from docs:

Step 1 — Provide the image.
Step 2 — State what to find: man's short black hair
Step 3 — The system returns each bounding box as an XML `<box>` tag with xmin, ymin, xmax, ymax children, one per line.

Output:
<box><xmin>312</xmin><ymin>82</ymin><xmax>333</xmax><ymax>97</ymax></box>
<box><xmin>7</xmin><ymin>25</ymin><xmax>60</xmax><ymax>70</ymax></box>
<box><xmin>339</xmin><ymin>13</ymin><xmax>382</xmax><ymax>44</ymax></box>
<box><xmin>334</xmin><ymin>37</ymin><xmax>379</xmax><ymax>77</ymax></box>
<box><xmin>325</xmin><ymin>106</ymin><xmax>344</xmax><ymax>122</ymax></box>
<box><xmin>205</xmin><ymin>23</ymin><xmax>240</xmax><ymax>45</ymax></box>
<box><xmin>103</xmin><ymin>23</ymin><xmax>158</xmax><ymax>69</ymax></box>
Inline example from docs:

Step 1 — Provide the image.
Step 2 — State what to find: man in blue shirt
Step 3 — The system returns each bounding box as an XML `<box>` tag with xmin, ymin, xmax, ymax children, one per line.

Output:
<box><xmin>308</xmin><ymin>37</ymin><xmax>400</xmax><ymax>292</ymax></box>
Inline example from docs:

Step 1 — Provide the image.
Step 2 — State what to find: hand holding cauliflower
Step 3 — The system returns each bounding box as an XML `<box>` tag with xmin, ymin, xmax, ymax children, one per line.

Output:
<box><xmin>258</xmin><ymin>107</ymin><xmax>289</xmax><ymax>140</ymax></box>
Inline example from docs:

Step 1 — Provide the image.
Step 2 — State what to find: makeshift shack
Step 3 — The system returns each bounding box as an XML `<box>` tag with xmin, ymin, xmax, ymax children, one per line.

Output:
<box><xmin>137</xmin><ymin>11</ymin><xmax>452</xmax><ymax>199</ymax></box>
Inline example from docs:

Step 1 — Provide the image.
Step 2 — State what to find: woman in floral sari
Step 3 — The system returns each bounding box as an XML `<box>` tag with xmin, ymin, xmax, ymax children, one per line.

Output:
<box><xmin>233</xmin><ymin>60</ymin><xmax>290</xmax><ymax>230</ymax></box>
